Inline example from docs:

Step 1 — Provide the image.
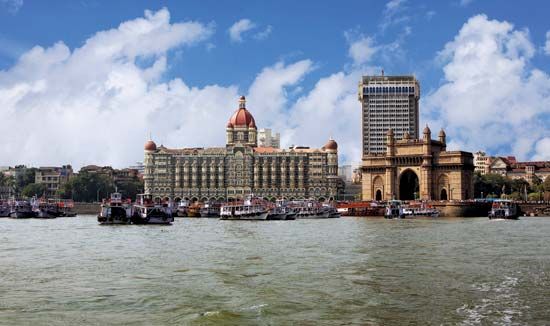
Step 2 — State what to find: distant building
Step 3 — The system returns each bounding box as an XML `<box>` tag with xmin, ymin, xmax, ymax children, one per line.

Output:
<box><xmin>358</xmin><ymin>73</ymin><xmax>420</xmax><ymax>156</ymax></box>
<box><xmin>257</xmin><ymin>128</ymin><xmax>280</xmax><ymax>148</ymax></box>
<box><xmin>485</xmin><ymin>157</ymin><xmax>550</xmax><ymax>183</ymax></box>
<box><xmin>80</xmin><ymin>165</ymin><xmax>140</xmax><ymax>184</ymax></box>
<box><xmin>35</xmin><ymin>165</ymin><xmax>74</xmax><ymax>197</ymax></box>
<box><xmin>129</xmin><ymin>162</ymin><xmax>145</xmax><ymax>177</ymax></box>
<box><xmin>473</xmin><ymin>151</ymin><xmax>490</xmax><ymax>175</ymax></box>
<box><xmin>338</xmin><ymin>165</ymin><xmax>352</xmax><ymax>182</ymax></box>
<box><xmin>144</xmin><ymin>96</ymin><xmax>340</xmax><ymax>201</ymax></box>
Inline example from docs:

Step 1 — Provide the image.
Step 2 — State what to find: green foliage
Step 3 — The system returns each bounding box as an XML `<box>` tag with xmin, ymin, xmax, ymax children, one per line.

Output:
<box><xmin>474</xmin><ymin>173</ymin><xmax>510</xmax><ymax>198</ymax></box>
<box><xmin>21</xmin><ymin>183</ymin><xmax>47</xmax><ymax>198</ymax></box>
<box><xmin>116</xmin><ymin>179</ymin><xmax>144</xmax><ymax>200</ymax></box>
<box><xmin>16</xmin><ymin>167</ymin><xmax>37</xmax><ymax>192</ymax></box>
<box><xmin>59</xmin><ymin>171</ymin><xmax>115</xmax><ymax>202</ymax></box>
<box><xmin>528</xmin><ymin>192</ymin><xmax>542</xmax><ymax>201</ymax></box>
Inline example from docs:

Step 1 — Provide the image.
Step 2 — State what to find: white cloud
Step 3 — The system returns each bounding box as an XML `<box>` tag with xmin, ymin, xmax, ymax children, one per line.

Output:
<box><xmin>228</xmin><ymin>18</ymin><xmax>256</xmax><ymax>43</ymax></box>
<box><xmin>423</xmin><ymin>14</ymin><xmax>550</xmax><ymax>160</ymax></box>
<box><xmin>545</xmin><ymin>31</ymin><xmax>550</xmax><ymax>55</ymax></box>
<box><xmin>532</xmin><ymin>138</ymin><xmax>550</xmax><ymax>161</ymax></box>
<box><xmin>0</xmin><ymin>8</ymin><xmax>225</xmax><ymax>169</ymax></box>
<box><xmin>253</xmin><ymin>25</ymin><xmax>273</xmax><ymax>40</ymax></box>
<box><xmin>0</xmin><ymin>0</ymin><xmax>23</xmax><ymax>14</ymax></box>
<box><xmin>347</xmin><ymin>35</ymin><xmax>378</xmax><ymax>65</ymax></box>
<box><xmin>380</xmin><ymin>0</ymin><xmax>409</xmax><ymax>31</ymax></box>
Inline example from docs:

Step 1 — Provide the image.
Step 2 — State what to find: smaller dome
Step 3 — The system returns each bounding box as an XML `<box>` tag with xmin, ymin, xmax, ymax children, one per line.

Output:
<box><xmin>438</xmin><ymin>128</ymin><xmax>446</xmax><ymax>137</ymax></box>
<box><xmin>403</xmin><ymin>132</ymin><xmax>410</xmax><ymax>140</ymax></box>
<box><xmin>227</xmin><ymin>121</ymin><xmax>234</xmax><ymax>128</ymax></box>
<box><xmin>423</xmin><ymin>125</ymin><xmax>431</xmax><ymax>134</ymax></box>
<box><xmin>248</xmin><ymin>119</ymin><xmax>256</xmax><ymax>128</ymax></box>
<box><xmin>324</xmin><ymin>138</ymin><xmax>338</xmax><ymax>150</ymax></box>
<box><xmin>144</xmin><ymin>140</ymin><xmax>157</xmax><ymax>151</ymax></box>
<box><xmin>386</xmin><ymin>128</ymin><xmax>394</xmax><ymax>136</ymax></box>
<box><xmin>240</xmin><ymin>95</ymin><xmax>246</xmax><ymax>100</ymax></box>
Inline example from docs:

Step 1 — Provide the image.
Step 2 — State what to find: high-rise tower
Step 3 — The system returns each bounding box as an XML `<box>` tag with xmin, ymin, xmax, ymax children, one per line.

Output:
<box><xmin>358</xmin><ymin>74</ymin><xmax>420</xmax><ymax>156</ymax></box>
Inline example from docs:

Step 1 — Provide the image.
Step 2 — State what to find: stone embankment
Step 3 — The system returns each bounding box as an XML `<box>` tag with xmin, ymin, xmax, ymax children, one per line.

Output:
<box><xmin>74</xmin><ymin>202</ymin><xmax>99</xmax><ymax>215</ymax></box>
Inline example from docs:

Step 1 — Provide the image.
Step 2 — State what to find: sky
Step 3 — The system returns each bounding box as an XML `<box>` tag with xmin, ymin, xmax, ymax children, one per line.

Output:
<box><xmin>0</xmin><ymin>0</ymin><xmax>549</xmax><ymax>169</ymax></box>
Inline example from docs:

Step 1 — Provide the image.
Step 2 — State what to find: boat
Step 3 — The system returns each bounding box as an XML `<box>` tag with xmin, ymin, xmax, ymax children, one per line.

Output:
<box><xmin>187</xmin><ymin>202</ymin><xmax>202</xmax><ymax>217</ymax></box>
<box><xmin>8</xmin><ymin>199</ymin><xmax>36</xmax><ymax>218</ymax></box>
<box><xmin>401</xmin><ymin>202</ymin><xmax>439</xmax><ymax>218</ymax></box>
<box><xmin>200</xmin><ymin>201</ymin><xmax>221</xmax><ymax>217</ymax></box>
<box><xmin>322</xmin><ymin>204</ymin><xmax>341</xmax><ymax>218</ymax></box>
<box><xmin>488</xmin><ymin>200</ymin><xmax>519</xmax><ymax>220</ymax></box>
<box><xmin>97</xmin><ymin>192</ymin><xmax>133</xmax><ymax>225</ymax></box>
<box><xmin>175</xmin><ymin>200</ymin><xmax>189</xmax><ymax>217</ymax></box>
<box><xmin>131</xmin><ymin>194</ymin><xmax>174</xmax><ymax>225</ymax></box>
<box><xmin>384</xmin><ymin>200</ymin><xmax>404</xmax><ymax>219</ymax></box>
<box><xmin>220</xmin><ymin>196</ymin><xmax>268</xmax><ymax>220</ymax></box>
<box><xmin>293</xmin><ymin>200</ymin><xmax>330</xmax><ymax>219</ymax></box>
<box><xmin>54</xmin><ymin>199</ymin><xmax>77</xmax><ymax>217</ymax></box>
<box><xmin>0</xmin><ymin>200</ymin><xmax>10</xmax><ymax>217</ymax></box>
<box><xmin>32</xmin><ymin>198</ymin><xmax>59</xmax><ymax>219</ymax></box>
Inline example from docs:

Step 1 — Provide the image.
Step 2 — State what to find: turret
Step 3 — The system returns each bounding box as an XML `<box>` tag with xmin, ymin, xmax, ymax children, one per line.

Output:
<box><xmin>386</xmin><ymin>128</ymin><xmax>395</xmax><ymax>156</ymax></box>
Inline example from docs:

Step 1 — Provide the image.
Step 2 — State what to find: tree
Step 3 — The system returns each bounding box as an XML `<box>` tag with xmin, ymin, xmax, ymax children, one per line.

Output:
<box><xmin>59</xmin><ymin>171</ymin><xmax>114</xmax><ymax>202</ymax></box>
<box><xmin>16</xmin><ymin>167</ymin><xmax>37</xmax><ymax>193</ymax></box>
<box><xmin>116</xmin><ymin>179</ymin><xmax>144</xmax><ymax>200</ymax></box>
<box><xmin>474</xmin><ymin>173</ymin><xmax>510</xmax><ymax>198</ymax></box>
<box><xmin>21</xmin><ymin>183</ymin><xmax>47</xmax><ymax>198</ymax></box>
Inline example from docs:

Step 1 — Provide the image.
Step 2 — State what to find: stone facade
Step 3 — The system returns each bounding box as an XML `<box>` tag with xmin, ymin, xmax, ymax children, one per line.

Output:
<box><xmin>144</xmin><ymin>97</ymin><xmax>339</xmax><ymax>202</ymax></box>
<box><xmin>35</xmin><ymin>165</ymin><xmax>74</xmax><ymax>197</ymax></box>
<box><xmin>361</xmin><ymin>126</ymin><xmax>474</xmax><ymax>201</ymax></box>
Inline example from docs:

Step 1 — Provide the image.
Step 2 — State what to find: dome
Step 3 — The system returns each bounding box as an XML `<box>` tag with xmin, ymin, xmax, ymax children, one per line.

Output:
<box><xmin>227</xmin><ymin>96</ymin><xmax>256</xmax><ymax>128</ymax></box>
<box><xmin>144</xmin><ymin>140</ymin><xmax>157</xmax><ymax>151</ymax></box>
<box><xmin>438</xmin><ymin>128</ymin><xmax>446</xmax><ymax>137</ymax></box>
<box><xmin>324</xmin><ymin>138</ymin><xmax>338</xmax><ymax>151</ymax></box>
<box><xmin>423</xmin><ymin>125</ymin><xmax>431</xmax><ymax>134</ymax></box>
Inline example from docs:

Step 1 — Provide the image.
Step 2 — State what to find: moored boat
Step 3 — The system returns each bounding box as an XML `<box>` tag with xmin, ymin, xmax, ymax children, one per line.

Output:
<box><xmin>8</xmin><ymin>199</ymin><xmax>36</xmax><ymax>218</ymax></box>
<box><xmin>488</xmin><ymin>199</ymin><xmax>519</xmax><ymax>220</ymax></box>
<box><xmin>131</xmin><ymin>194</ymin><xmax>174</xmax><ymax>225</ymax></box>
<box><xmin>401</xmin><ymin>202</ymin><xmax>439</xmax><ymax>218</ymax></box>
<box><xmin>175</xmin><ymin>200</ymin><xmax>189</xmax><ymax>217</ymax></box>
<box><xmin>32</xmin><ymin>198</ymin><xmax>59</xmax><ymax>219</ymax></box>
<box><xmin>0</xmin><ymin>200</ymin><xmax>10</xmax><ymax>217</ymax></box>
<box><xmin>200</xmin><ymin>201</ymin><xmax>221</xmax><ymax>217</ymax></box>
<box><xmin>293</xmin><ymin>200</ymin><xmax>329</xmax><ymax>219</ymax></box>
<box><xmin>98</xmin><ymin>192</ymin><xmax>133</xmax><ymax>225</ymax></box>
<box><xmin>384</xmin><ymin>200</ymin><xmax>404</xmax><ymax>219</ymax></box>
<box><xmin>220</xmin><ymin>196</ymin><xmax>268</xmax><ymax>220</ymax></box>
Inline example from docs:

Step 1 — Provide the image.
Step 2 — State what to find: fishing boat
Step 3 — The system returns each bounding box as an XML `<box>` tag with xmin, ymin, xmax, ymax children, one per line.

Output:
<box><xmin>293</xmin><ymin>200</ymin><xmax>330</xmax><ymax>219</ymax></box>
<box><xmin>8</xmin><ymin>199</ymin><xmax>36</xmax><ymax>218</ymax></box>
<box><xmin>187</xmin><ymin>202</ymin><xmax>202</xmax><ymax>217</ymax></box>
<box><xmin>32</xmin><ymin>198</ymin><xmax>59</xmax><ymax>219</ymax></box>
<box><xmin>56</xmin><ymin>199</ymin><xmax>77</xmax><ymax>217</ymax></box>
<box><xmin>131</xmin><ymin>194</ymin><xmax>174</xmax><ymax>225</ymax></box>
<box><xmin>97</xmin><ymin>192</ymin><xmax>133</xmax><ymax>225</ymax></box>
<box><xmin>488</xmin><ymin>199</ymin><xmax>519</xmax><ymax>220</ymax></box>
<box><xmin>175</xmin><ymin>200</ymin><xmax>189</xmax><ymax>217</ymax></box>
<box><xmin>0</xmin><ymin>200</ymin><xmax>10</xmax><ymax>217</ymax></box>
<box><xmin>220</xmin><ymin>196</ymin><xmax>268</xmax><ymax>220</ymax></box>
<box><xmin>384</xmin><ymin>200</ymin><xmax>404</xmax><ymax>219</ymax></box>
<box><xmin>322</xmin><ymin>204</ymin><xmax>341</xmax><ymax>218</ymax></box>
<box><xmin>401</xmin><ymin>202</ymin><xmax>439</xmax><ymax>218</ymax></box>
<box><xmin>200</xmin><ymin>201</ymin><xmax>221</xmax><ymax>217</ymax></box>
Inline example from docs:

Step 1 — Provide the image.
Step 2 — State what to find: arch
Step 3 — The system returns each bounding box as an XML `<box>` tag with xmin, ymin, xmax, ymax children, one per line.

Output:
<box><xmin>191</xmin><ymin>197</ymin><xmax>199</xmax><ymax>203</ymax></box>
<box><xmin>154</xmin><ymin>197</ymin><xmax>162</xmax><ymax>204</ymax></box>
<box><xmin>440</xmin><ymin>189</ymin><xmax>448</xmax><ymax>201</ymax></box>
<box><xmin>328</xmin><ymin>196</ymin><xmax>334</xmax><ymax>201</ymax></box>
<box><xmin>218</xmin><ymin>197</ymin><xmax>225</xmax><ymax>201</ymax></box>
<box><xmin>289</xmin><ymin>197</ymin><xmax>295</xmax><ymax>201</ymax></box>
<box><xmin>163</xmin><ymin>196</ymin><xmax>170</xmax><ymax>202</ymax></box>
<box><xmin>373</xmin><ymin>176</ymin><xmax>384</xmax><ymax>201</ymax></box>
<box><xmin>184</xmin><ymin>197</ymin><xmax>190</xmax><ymax>201</ymax></box>
<box><xmin>399</xmin><ymin>169</ymin><xmax>419</xmax><ymax>200</ymax></box>
<box><xmin>210</xmin><ymin>197</ymin><xmax>217</xmax><ymax>201</ymax></box>
<box><xmin>200</xmin><ymin>197</ymin><xmax>208</xmax><ymax>202</ymax></box>
<box><xmin>318</xmin><ymin>197</ymin><xmax>326</xmax><ymax>202</ymax></box>
<box><xmin>375</xmin><ymin>189</ymin><xmax>382</xmax><ymax>201</ymax></box>
<box><xmin>174</xmin><ymin>197</ymin><xmax>182</xmax><ymax>203</ymax></box>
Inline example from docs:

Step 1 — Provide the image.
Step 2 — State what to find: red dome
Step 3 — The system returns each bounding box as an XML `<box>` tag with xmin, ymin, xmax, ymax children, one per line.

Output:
<box><xmin>228</xmin><ymin>96</ymin><xmax>256</xmax><ymax>128</ymax></box>
<box><xmin>144</xmin><ymin>140</ymin><xmax>157</xmax><ymax>151</ymax></box>
<box><xmin>324</xmin><ymin>138</ymin><xmax>338</xmax><ymax>150</ymax></box>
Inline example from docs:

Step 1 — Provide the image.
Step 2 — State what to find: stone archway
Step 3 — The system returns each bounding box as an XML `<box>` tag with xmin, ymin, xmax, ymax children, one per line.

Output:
<box><xmin>440</xmin><ymin>188</ymin><xmax>448</xmax><ymax>200</ymax></box>
<box><xmin>399</xmin><ymin>169</ymin><xmax>419</xmax><ymax>200</ymax></box>
<box><xmin>375</xmin><ymin>189</ymin><xmax>382</xmax><ymax>201</ymax></box>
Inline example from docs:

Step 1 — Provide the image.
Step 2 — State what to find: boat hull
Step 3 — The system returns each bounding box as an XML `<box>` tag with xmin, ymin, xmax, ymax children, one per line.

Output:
<box><xmin>220</xmin><ymin>211</ymin><xmax>268</xmax><ymax>220</ymax></box>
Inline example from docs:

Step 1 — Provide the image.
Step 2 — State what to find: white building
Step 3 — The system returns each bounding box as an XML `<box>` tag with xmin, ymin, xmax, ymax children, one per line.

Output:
<box><xmin>257</xmin><ymin>128</ymin><xmax>280</xmax><ymax>148</ymax></box>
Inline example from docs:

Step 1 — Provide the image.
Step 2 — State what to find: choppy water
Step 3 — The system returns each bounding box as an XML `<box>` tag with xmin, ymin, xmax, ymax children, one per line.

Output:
<box><xmin>1</xmin><ymin>216</ymin><xmax>549</xmax><ymax>325</ymax></box>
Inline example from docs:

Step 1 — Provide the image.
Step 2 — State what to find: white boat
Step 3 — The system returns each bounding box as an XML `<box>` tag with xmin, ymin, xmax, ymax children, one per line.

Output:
<box><xmin>132</xmin><ymin>194</ymin><xmax>174</xmax><ymax>225</ymax></box>
<box><xmin>384</xmin><ymin>200</ymin><xmax>404</xmax><ymax>219</ymax></box>
<box><xmin>220</xmin><ymin>196</ymin><xmax>268</xmax><ymax>220</ymax></box>
<box><xmin>488</xmin><ymin>200</ymin><xmax>519</xmax><ymax>220</ymax></box>
<box><xmin>97</xmin><ymin>192</ymin><xmax>133</xmax><ymax>225</ymax></box>
<box><xmin>401</xmin><ymin>202</ymin><xmax>440</xmax><ymax>218</ymax></box>
<box><xmin>293</xmin><ymin>200</ymin><xmax>329</xmax><ymax>219</ymax></box>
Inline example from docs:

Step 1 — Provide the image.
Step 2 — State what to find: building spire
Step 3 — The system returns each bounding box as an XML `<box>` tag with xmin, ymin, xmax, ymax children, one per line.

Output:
<box><xmin>239</xmin><ymin>95</ymin><xmax>246</xmax><ymax>109</ymax></box>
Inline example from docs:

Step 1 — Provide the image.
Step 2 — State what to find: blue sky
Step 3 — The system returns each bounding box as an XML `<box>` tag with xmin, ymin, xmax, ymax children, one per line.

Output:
<box><xmin>0</xmin><ymin>0</ymin><xmax>549</xmax><ymax>168</ymax></box>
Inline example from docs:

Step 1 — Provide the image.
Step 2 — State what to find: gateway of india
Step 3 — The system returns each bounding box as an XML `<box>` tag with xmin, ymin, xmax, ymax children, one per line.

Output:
<box><xmin>359</xmin><ymin>74</ymin><xmax>474</xmax><ymax>201</ymax></box>
<box><xmin>143</xmin><ymin>96</ymin><xmax>340</xmax><ymax>202</ymax></box>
